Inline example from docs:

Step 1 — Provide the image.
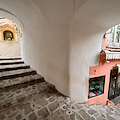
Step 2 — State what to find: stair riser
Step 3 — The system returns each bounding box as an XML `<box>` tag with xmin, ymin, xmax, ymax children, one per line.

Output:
<box><xmin>0</xmin><ymin>58</ymin><xmax>21</xmax><ymax>61</ymax></box>
<box><xmin>0</xmin><ymin>66</ymin><xmax>30</xmax><ymax>72</ymax></box>
<box><xmin>0</xmin><ymin>71</ymin><xmax>37</xmax><ymax>80</ymax></box>
<box><xmin>0</xmin><ymin>62</ymin><xmax>24</xmax><ymax>65</ymax></box>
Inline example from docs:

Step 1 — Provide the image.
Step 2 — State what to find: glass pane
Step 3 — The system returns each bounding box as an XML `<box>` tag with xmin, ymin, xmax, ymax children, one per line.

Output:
<box><xmin>89</xmin><ymin>76</ymin><xmax>105</xmax><ymax>98</ymax></box>
<box><xmin>108</xmin><ymin>27</ymin><xmax>114</xmax><ymax>42</ymax></box>
<box><xmin>115</xmin><ymin>25</ymin><xmax>120</xmax><ymax>43</ymax></box>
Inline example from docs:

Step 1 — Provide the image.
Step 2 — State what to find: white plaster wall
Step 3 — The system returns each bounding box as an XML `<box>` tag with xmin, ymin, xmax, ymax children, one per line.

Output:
<box><xmin>0</xmin><ymin>40</ymin><xmax>21</xmax><ymax>57</ymax></box>
<box><xmin>69</xmin><ymin>0</ymin><xmax>120</xmax><ymax>102</ymax></box>
<box><xmin>19</xmin><ymin>0</ymin><xmax>75</xmax><ymax>95</ymax></box>
<box><xmin>22</xmin><ymin>25</ymin><xmax>70</xmax><ymax>95</ymax></box>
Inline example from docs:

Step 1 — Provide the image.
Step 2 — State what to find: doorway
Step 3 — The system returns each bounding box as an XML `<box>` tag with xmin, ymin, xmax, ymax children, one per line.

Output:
<box><xmin>108</xmin><ymin>67</ymin><xmax>120</xmax><ymax>100</ymax></box>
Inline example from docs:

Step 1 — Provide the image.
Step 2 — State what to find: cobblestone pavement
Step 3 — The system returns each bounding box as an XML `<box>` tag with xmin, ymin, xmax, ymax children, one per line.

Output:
<box><xmin>0</xmin><ymin>81</ymin><xmax>120</xmax><ymax>120</ymax></box>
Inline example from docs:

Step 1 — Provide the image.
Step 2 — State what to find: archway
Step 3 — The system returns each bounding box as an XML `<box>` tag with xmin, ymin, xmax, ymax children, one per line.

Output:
<box><xmin>0</xmin><ymin>18</ymin><xmax>21</xmax><ymax>57</ymax></box>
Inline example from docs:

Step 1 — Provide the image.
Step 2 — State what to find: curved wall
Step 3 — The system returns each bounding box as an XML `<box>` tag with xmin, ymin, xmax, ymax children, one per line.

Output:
<box><xmin>69</xmin><ymin>0</ymin><xmax>120</xmax><ymax>102</ymax></box>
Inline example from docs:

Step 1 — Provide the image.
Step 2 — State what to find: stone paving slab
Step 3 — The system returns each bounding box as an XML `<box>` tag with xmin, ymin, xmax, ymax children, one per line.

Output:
<box><xmin>0</xmin><ymin>81</ymin><xmax>120</xmax><ymax>120</ymax></box>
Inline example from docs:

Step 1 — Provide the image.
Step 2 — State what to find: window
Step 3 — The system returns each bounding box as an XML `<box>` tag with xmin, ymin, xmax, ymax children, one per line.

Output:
<box><xmin>89</xmin><ymin>76</ymin><xmax>105</xmax><ymax>98</ymax></box>
<box><xmin>106</xmin><ymin>24</ymin><xmax>120</xmax><ymax>48</ymax></box>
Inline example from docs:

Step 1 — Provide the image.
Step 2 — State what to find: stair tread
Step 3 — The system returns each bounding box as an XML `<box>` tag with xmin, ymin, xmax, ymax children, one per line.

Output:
<box><xmin>0</xmin><ymin>56</ymin><xmax>21</xmax><ymax>60</ymax></box>
<box><xmin>0</xmin><ymin>60</ymin><xmax>24</xmax><ymax>64</ymax></box>
<box><xmin>0</xmin><ymin>68</ymin><xmax>36</xmax><ymax>78</ymax></box>
<box><xmin>0</xmin><ymin>64</ymin><xmax>29</xmax><ymax>69</ymax></box>
<box><xmin>0</xmin><ymin>56</ymin><xmax>21</xmax><ymax>58</ymax></box>
<box><xmin>0</xmin><ymin>74</ymin><xmax>44</xmax><ymax>88</ymax></box>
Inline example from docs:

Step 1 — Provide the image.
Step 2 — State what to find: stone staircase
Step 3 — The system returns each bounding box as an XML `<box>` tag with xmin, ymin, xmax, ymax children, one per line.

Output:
<box><xmin>0</xmin><ymin>58</ymin><xmax>120</xmax><ymax>120</ymax></box>
<box><xmin>0</xmin><ymin>57</ymin><xmax>44</xmax><ymax>112</ymax></box>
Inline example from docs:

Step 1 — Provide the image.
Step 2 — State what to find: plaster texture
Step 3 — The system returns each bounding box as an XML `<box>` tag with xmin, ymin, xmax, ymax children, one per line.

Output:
<box><xmin>0</xmin><ymin>40</ymin><xmax>21</xmax><ymax>57</ymax></box>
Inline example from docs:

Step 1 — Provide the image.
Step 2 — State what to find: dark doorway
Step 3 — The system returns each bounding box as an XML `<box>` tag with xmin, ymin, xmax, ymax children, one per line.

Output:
<box><xmin>108</xmin><ymin>67</ymin><xmax>120</xmax><ymax>100</ymax></box>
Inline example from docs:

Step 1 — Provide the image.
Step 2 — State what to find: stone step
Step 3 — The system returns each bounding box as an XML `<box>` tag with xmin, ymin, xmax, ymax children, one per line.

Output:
<box><xmin>0</xmin><ymin>68</ymin><xmax>36</xmax><ymax>80</ymax></box>
<box><xmin>0</xmin><ymin>60</ymin><xmax>24</xmax><ymax>65</ymax></box>
<box><xmin>0</xmin><ymin>79</ymin><xmax>45</xmax><ymax>112</ymax></box>
<box><xmin>0</xmin><ymin>74</ymin><xmax>44</xmax><ymax>89</ymax></box>
<box><xmin>0</xmin><ymin>57</ymin><xmax>45</xmax><ymax>113</ymax></box>
<box><xmin>0</xmin><ymin>64</ymin><xmax>30</xmax><ymax>72</ymax></box>
<box><xmin>0</xmin><ymin>57</ymin><xmax>21</xmax><ymax>61</ymax></box>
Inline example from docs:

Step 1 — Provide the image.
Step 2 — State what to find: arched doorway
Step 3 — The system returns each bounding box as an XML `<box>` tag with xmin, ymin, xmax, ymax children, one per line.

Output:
<box><xmin>3</xmin><ymin>30</ymin><xmax>14</xmax><ymax>41</ymax></box>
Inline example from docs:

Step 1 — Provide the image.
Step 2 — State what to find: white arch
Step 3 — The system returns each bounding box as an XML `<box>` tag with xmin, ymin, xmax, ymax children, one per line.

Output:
<box><xmin>0</xmin><ymin>8</ymin><xmax>24</xmax><ymax>31</ymax></box>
